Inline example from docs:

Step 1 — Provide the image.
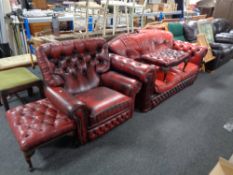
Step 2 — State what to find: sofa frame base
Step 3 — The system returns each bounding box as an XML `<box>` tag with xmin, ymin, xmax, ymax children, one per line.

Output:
<box><xmin>139</xmin><ymin>74</ymin><xmax>198</xmax><ymax>112</ymax></box>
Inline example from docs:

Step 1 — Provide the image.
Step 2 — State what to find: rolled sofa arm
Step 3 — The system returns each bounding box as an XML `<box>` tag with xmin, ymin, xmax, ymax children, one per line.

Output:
<box><xmin>101</xmin><ymin>71</ymin><xmax>142</xmax><ymax>98</ymax></box>
<box><xmin>45</xmin><ymin>86</ymin><xmax>86</xmax><ymax>116</ymax></box>
<box><xmin>173</xmin><ymin>40</ymin><xmax>208</xmax><ymax>66</ymax></box>
<box><xmin>110</xmin><ymin>53</ymin><xmax>155</xmax><ymax>83</ymax></box>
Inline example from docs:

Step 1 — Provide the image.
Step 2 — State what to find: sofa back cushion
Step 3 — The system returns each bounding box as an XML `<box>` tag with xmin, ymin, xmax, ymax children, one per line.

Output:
<box><xmin>36</xmin><ymin>38</ymin><xmax>109</xmax><ymax>94</ymax></box>
<box><xmin>212</xmin><ymin>18</ymin><xmax>232</xmax><ymax>35</ymax></box>
<box><xmin>108</xmin><ymin>29</ymin><xmax>174</xmax><ymax>59</ymax></box>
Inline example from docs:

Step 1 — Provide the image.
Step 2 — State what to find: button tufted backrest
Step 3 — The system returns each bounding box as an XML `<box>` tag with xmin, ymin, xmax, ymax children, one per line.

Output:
<box><xmin>212</xmin><ymin>18</ymin><xmax>233</xmax><ymax>35</ymax></box>
<box><xmin>108</xmin><ymin>29</ymin><xmax>173</xmax><ymax>60</ymax></box>
<box><xmin>36</xmin><ymin>38</ymin><xmax>109</xmax><ymax>95</ymax></box>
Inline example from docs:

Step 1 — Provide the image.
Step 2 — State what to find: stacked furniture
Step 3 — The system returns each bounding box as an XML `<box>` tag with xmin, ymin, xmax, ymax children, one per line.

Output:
<box><xmin>6</xmin><ymin>38</ymin><xmax>141</xmax><ymax>171</ymax></box>
<box><xmin>165</xmin><ymin>19</ymin><xmax>233</xmax><ymax>71</ymax></box>
<box><xmin>108</xmin><ymin>29</ymin><xmax>207</xmax><ymax>112</ymax></box>
<box><xmin>206</xmin><ymin>18</ymin><xmax>233</xmax><ymax>70</ymax></box>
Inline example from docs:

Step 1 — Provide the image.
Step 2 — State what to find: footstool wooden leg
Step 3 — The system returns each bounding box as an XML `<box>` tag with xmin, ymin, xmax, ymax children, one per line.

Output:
<box><xmin>27</xmin><ymin>87</ymin><xmax>34</xmax><ymax>97</ymax></box>
<box><xmin>1</xmin><ymin>93</ymin><xmax>9</xmax><ymax>111</ymax></box>
<box><xmin>24</xmin><ymin>150</ymin><xmax>35</xmax><ymax>172</ymax></box>
<box><xmin>37</xmin><ymin>81</ymin><xmax>44</xmax><ymax>98</ymax></box>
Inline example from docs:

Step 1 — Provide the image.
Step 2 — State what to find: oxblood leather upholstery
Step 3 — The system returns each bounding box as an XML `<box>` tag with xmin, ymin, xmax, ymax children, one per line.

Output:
<box><xmin>6</xmin><ymin>99</ymin><xmax>75</xmax><ymax>152</ymax></box>
<box><xmin>108</xmin><ymin>30</ymin><xmax>207</xmax><ymax>112</ymax></box>
<box><xmin>36</xmin><ymin>38</ymin><xmax>141</xmax><ymax>144</ymax></box>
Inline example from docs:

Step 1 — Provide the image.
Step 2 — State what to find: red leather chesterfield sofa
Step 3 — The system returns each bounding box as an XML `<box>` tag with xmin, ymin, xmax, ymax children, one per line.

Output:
<box><xmin>36</xmin><ymin>38</ymin><xmax>141</xmax><ymax>144</ymax></box>
<box><xmin>108</xmin><ymin>29</ymin><xmax>207</xmax><ymax>112</ymax></box>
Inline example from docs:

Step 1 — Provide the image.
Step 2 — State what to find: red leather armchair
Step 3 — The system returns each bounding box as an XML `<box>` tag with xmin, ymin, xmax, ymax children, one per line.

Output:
<box><xmin>36</xmin><ymin>38</ymin><xmax>141</xmax><ymax>144</ymax></box>
<box><xmin>108</xmin><ymin>29</ymin><xmax>207</xmax><ymax>112</ymax></box>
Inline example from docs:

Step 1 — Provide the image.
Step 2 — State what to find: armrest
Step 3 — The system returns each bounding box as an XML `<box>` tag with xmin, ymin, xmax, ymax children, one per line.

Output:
<box><xmin>210</xmin><ymin>42</ymin><xmax>233</xmax><ymax>51</ymax></box>
<box><xmin>215</xmin><ymin>33</ymin><xmax>233</xmax><ymax>44</ymax></box>
<box><xmin>110</xmin><ymin>53</ymin><xmax>155</xmax><ymax>83</ymax></box>
<box><xmin>45</xmin><ymin>86</ymin><xmax>86</xmax><ymax>116</ymax></box>
<box><xmin>101</xmin><ymin>71</ymin><xmax>142</xmax><ymax>98</ymax></box>
<box><xmin>173</xmin><ymin>40</ymin><xmax>208</xmax><ymax>65</ymax></box>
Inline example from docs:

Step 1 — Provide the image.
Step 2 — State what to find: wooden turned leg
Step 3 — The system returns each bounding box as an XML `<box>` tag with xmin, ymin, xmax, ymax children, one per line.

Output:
<box><xmin>1</xmin><ymin>93</ymin><xmax>9</xmax><ymax>111</ymax></box>
<box><xmin>161</xmin><ymin>67</ymin><xmax>169</xmax><ymax>82</ymax></box>
<box><xmin>38</xmin><ymin>81</ymin><xmax>44</xmax><ymax>98</ymax></box>
<box><xmin>183</xmin><ymin>59</ymin><xmax>189</xmax><ymax>72</ymax></box>
<box><xmin>24</xmin><ymin>150</ymin><xmax>35</xmax><ymax>172</ymax></box>
<box><xmin>27</xmin><ymin>87</ymin><xmax>33</xmax><ymax>97</ymax></box>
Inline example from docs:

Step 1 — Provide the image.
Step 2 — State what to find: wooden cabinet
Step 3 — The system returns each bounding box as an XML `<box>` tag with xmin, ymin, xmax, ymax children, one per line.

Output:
<box><xmin>32</xmin><ymin>0</ymin><xmax>48</xmax><ymax>10</ymax></box>
<box><xmin>29</xmin><ymin>22</ymin><xmax>51</xmax><ymax>36</ymax></box>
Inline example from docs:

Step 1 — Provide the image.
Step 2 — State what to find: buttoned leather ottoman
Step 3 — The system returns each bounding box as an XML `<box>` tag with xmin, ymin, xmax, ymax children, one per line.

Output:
<box><xmin>6</xmin><ymin>99</ymin><xmax>76</xmax><ymax>171</ymax></box>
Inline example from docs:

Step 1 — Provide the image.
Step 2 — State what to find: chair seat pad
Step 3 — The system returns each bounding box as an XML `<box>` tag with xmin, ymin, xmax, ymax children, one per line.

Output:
<box><xmin>155</xmin><ymin>70</ymin><xmax>182</xmax><ymax>93</ymax></box>
<box><xmin>0</xmin><ymin>67</ymin><xmax>39</xmax><ymax>91</ymax></box>
<box><xmin>173</xmin><ymin>62</ymin><xmax>199</xmax><ymax>80</ymax></box>
<box><xmin>76</xmin><ymin>87</ymin><xmax>132</xmax><ymax>127</ymax></box>
<box><xmin>6</xmin><ymin>99</ymin><xmax>75</xmax><ymax>151</ymax></box>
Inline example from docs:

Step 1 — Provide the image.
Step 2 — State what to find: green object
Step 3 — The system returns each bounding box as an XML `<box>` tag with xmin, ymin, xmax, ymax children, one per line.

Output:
<box><xmin>0</xmin><ymin>67</ymin><xmax>39</xmax><ymax>91</ymax></box>
<box><xmin>174</xmin><ymin>35</ymin><xmax>186</xmax><ymax>41</ymax></box>
<box><xmin>168</xmin><ymin>23</ymin><xmax>186</xmax><ymax>41</ymax></box>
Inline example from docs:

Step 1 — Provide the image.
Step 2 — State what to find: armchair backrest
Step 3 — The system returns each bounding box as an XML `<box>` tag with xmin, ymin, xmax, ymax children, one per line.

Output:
<box><xmin>212</xmin><ymin>18</ymin><xmax>232</xmax><ymax>35</ymax></box>
<box><xmin>108</xmin><ymin>30</ymin><xmax>173</xmax><ymax>60</ymax></box>
<box><xmin>36</xmin><ymin>38</ymin><xmax>109</xmax><ymax>95</ymax></box>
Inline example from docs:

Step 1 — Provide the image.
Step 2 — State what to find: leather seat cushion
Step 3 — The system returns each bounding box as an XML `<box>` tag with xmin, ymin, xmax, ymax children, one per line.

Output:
<box><xmin>0</xmin><ymin>67</ymin><xmax>39</xmax><ymax>91</ymax></box>
<box><xmin>210</xmin><ymin>42</ymin><xmax>233</xmax><ymax>52</ymax></box>
<box><xmin>172</xmin><ymin>62</ymin><xmax>199</xmax><ymax>80</ymax></box>
<box><xmin>210</xmin><ymin>42</ymin><xmax>233</xmax><ymax>58</ymax></box>
<box><xmin>6</xmin><ymin>99</ymin><xmax>75</xmax><ymax>152</ymax></box>
<box><xmin>76</xmin><ymin>87</ymin><xmax>132</xmax><ymax>127</ymax></box>
<box><xmin>155</xmin><ymin>70</ymin><xmax>182</xmax><ymax>93</ymax></box>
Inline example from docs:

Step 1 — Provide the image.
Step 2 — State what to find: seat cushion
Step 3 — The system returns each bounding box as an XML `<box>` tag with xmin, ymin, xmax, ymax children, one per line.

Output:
<box><xmin>0</xmin><ymin>67</ymin><xmax>39</xmax><ymax>91</ymax></box>
<box><xmin>210</xmin><ymin>42</ymin><xmax>233</xmax><ymax>52</ymax></box>
<box><xmin>6</xmin><ymin>99</ymin><xmax>75</xmax><ymax>151</ymax></box>
<box><xmin>76</xmin><ymin>87</ymin><xmax>132</xmax><ymax>127</ymax></box>
<box><xmin>172</xmin><ymin>62</ymin><xmax>199</xmax><ymax>80</ymax></box>
<box><xmin>155</xmin><ymin>70</ymin><xmax>182</xmax><ymax>93</ymax></box>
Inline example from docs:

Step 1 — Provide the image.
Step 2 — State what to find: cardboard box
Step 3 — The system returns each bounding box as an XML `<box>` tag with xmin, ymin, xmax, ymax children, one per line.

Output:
<box><xmin>148</xmin><ymin>3</ymin><xmax>160</xmax><ymax>11</ymax></box>
<box><xmin>209</xmin><ymin>157</ymin><xmax>233</xmax><ymax>175</ymax></box>
<box><xmin>148</xmin><ymin>0</ymin><xmax>162</xmax><ymax>4</ymax></box>
<box><xmin>148</xmin><ymin>2</ymin><xmax>177</xmax><ymax>12</ymax></box>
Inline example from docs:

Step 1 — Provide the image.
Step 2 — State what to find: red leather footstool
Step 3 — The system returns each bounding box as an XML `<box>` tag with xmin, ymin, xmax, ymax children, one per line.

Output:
<box><xmin>6</xmin><ymin>99</ymin><xmax>76</xmax><ymax>171</ymax></box>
